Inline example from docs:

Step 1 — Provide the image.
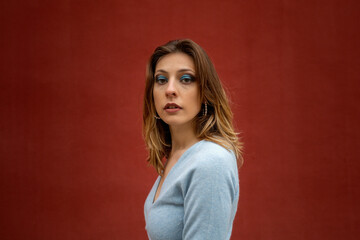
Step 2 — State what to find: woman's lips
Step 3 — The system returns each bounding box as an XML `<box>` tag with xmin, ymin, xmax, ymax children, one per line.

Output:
<box><xmin>164</xmin><ymin>103</ymin><xmax>182</xmax><ymax>113</ymax></box>
<box><xmin>165</xmin><ymin>108</ymin><xmax>181</xmax><ymax>113</ymax></box>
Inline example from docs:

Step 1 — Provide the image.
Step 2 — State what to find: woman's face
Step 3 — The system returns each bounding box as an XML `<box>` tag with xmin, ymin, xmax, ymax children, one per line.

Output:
<box><xmin>153</xmin><ymin>52</ymin><xmax>201</xmax><ymax>128</ymax></box>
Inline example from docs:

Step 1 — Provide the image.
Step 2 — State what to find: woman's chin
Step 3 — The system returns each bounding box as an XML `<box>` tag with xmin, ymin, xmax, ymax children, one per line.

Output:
<box><xmin>162</xmin><ymin>119</ymin><xmax>196</xmax><ymax>129</ymax></box>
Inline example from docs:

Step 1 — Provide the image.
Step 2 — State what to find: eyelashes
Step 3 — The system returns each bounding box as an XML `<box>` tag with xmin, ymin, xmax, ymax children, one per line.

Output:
<box><xmin>155</xmin><ymin>74</ymin><xmax>196</xmax><ymax>85</ymax></box>
<box><xmin>155</xmin><ymin>75</ymin><xmax>168</xmax><ymax>84</ymax></box>
<box><xmin>180</xmin><ymin>74</ymin><xmax>195</xmax><ymax>83</ymax></box>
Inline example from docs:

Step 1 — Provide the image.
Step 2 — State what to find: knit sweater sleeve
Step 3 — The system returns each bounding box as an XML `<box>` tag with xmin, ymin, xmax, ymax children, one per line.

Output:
<box><xmin>182</xmin><ymin>148</ymin><xmax>239</xmax><ymax>240</ymax></box>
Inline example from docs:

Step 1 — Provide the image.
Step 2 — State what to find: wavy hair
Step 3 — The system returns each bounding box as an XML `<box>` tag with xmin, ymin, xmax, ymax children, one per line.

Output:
<box><xmin>143</xmin><ymin>39</ymin><xmax>243</xmax><ymax>175</ymax></box>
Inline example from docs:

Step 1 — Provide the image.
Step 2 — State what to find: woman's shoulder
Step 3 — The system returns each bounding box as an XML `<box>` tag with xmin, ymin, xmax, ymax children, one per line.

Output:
<box><xmin>191</xmin><ymin>140</ymin><xmax>237</xmax><ymax>170</ymax></box>
<box><xmin>198</xmin><ymin>139</ymin><xmax>235</xmax><ymax>158</ymax></box>
<box><xmin>183</xmin><ymin>140</ymin><xmax>239</xmax><ymax>190</ymax></box>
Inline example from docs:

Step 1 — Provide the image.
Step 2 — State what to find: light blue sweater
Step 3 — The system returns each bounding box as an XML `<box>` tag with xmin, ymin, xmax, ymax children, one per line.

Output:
<box><xmin>144</xmin><ymin>140</ymin><xmax>239</xmax><ymax>240</ymax></box>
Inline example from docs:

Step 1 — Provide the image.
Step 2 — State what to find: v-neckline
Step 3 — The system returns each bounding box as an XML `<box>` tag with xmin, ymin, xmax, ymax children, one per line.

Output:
<box><xmin>152</xmin><ymin>140</ymin><xmax>204</xmax><ymax>204</ymax></box>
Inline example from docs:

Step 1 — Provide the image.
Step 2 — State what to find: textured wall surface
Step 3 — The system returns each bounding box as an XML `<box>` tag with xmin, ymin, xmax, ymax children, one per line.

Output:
<box><xmin>1</xmin><ymin>0</ymin><xmax>359</xmax><ymax>239</ymax></box>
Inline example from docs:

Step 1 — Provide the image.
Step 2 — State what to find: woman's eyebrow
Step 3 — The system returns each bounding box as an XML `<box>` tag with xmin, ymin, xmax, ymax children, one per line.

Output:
<box><xmin>156</xmin><ymin>68</ymin><xmax>195</xmax><ymax>73</ymax></box>
<box><xmin>155</xmin><ymin>68</ymin><xmax>195</xmax><ymax>74</ymax></box>
<box><xmin>155</xmin><ymin>69</ymin><xmax>168</xmax><ymax>74</ymax></box>
<box><xmin>177</xmin><ymin>69</ymin><xmax>195</xmax><ymax>73</ymax></box>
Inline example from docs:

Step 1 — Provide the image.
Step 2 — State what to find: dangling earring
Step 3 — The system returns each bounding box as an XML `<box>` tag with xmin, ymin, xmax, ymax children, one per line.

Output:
<box><xmin>203</xmin><ymin>102</ymin><xmax>207</xmax><ymax>116</ymax></box>
<box><xmin>154</xmin><ymin>115</ymin><xmax>160</xmax><ymax>120</ymax></box>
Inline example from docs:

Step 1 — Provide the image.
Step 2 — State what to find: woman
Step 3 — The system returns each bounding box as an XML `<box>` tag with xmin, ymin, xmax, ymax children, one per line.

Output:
<box><xmin>143</xmin><ymin>39</ymin><xmax>243</xmax><ymax>240</ymax></box>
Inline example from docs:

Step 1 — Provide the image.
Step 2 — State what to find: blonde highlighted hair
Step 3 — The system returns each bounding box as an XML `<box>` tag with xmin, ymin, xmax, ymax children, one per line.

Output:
<box><xmin>143</xmin><ymin>39</ymin><xmax>243</xmax><ymax>175</ymax></box>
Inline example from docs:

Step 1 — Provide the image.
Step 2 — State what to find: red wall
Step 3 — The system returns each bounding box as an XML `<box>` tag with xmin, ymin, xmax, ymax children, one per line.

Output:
<box><xmin>1</xmin><ymin>0</ymin><xmax>359</xmax><ymax>239</ymax></box>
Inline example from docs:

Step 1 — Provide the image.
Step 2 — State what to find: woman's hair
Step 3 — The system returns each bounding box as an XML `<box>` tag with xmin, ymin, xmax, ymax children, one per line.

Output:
<box><xmin>143</xmin><ymin>39</ymin><xmax>243</xmax><ymax>175</ymax></box>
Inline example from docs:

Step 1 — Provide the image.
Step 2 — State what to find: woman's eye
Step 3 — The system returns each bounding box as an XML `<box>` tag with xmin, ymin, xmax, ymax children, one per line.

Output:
<box><xmin>155</xmin><ymin>75</ymin><xmax>168</xmax><ymax>84</ymax></box>
<box><xmin>180</xmin><ymin>74</ymin><xmax>195</xmax><ymax>84</ymax></box>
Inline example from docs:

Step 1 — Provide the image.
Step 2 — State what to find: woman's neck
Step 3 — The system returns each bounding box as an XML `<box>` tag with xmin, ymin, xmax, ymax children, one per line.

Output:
<box><xmin>169</xmin><ymin>123</ymin><xmax>199</xmax><ymax>153</ymax></box>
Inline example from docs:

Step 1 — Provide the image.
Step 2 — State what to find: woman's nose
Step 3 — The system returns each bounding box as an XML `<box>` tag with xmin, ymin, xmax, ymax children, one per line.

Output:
<box><xmin>165</xmin><ymin>79</ymin><xmax>177</xmax><ymax>97</ymax></box>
